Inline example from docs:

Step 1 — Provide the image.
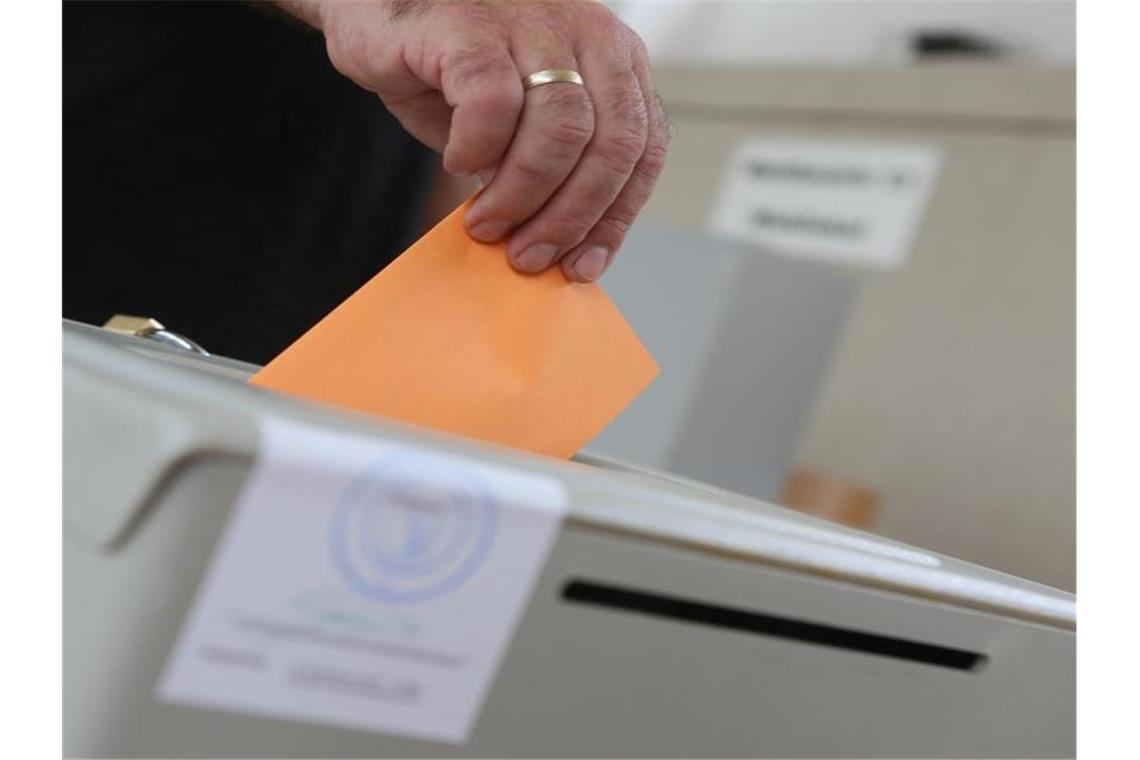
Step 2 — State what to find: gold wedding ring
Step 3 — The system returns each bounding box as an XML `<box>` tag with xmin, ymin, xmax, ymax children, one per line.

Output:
<box><xmin>522</xmin><ymin>69</ymin><xmax>585</xmax><ymax>91</ymax></box>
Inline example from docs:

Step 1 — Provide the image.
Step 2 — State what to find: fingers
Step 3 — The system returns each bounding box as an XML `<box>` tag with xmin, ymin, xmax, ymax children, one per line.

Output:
<box><xmin>410</xmin><ymin>5</ymin><xmax>665</xmax><ymax>282</ymax></box>
<box><xmin>383</xmin><ymin>91</ymin><xmax>455</xmax><ymax>155</ymax></box>
<box><xmin>438</xmin><ymin>41</ymin><xmax>525</xmax><ymax>177</ymax></box>
<box><xmin>503</xmin><ymin>36</ymin><xmax>649</xmax><ymax>275</ymax></box>
<box><xmin>464</xmin><ymin>33</ymin><xmax>595</xmax><ymax>246</ymax></box>
<box><xmin>560</xmin><ymin>40</ymin><xmax>668</xmax><ymax>282</ymax></box>
<box><xmin>318</xmin><ymin>0</ymin><xmax>663</xmax><ymax>281</ymax></box>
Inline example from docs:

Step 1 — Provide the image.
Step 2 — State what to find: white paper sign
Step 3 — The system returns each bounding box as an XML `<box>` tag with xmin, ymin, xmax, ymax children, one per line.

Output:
<box><xmin>159</xmin><ymin>417</ymin><xmax>568</xmax><ymax>744</ymax></box>
<box><xmin>711</xmin><ymin>137</ymin><xmax>941</xmax><ymax>268</ymax></box>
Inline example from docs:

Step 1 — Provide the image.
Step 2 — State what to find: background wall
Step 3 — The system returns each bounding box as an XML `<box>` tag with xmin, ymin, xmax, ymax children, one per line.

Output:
<box><xmin>612</xmin><ymin>1</ymin><xmax>1075</xmax><ymax>65</ymax></box>
<box><xmin>630</xmin><ymin>59</ymin><xmax>1075</xmax><ymax>592</ymax></box>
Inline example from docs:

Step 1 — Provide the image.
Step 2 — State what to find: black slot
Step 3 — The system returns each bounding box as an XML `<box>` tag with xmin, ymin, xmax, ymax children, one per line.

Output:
<box><xmin>562</xmin><ymin>579</ymin><xmax>986</xmax><ymax>672</ymax></box>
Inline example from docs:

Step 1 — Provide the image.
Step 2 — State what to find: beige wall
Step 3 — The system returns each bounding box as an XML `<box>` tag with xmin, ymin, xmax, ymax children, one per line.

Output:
<box><xmin>613</xmin><ymin>1</ymin><xmax>1075</xmax><ymax>65</ymax></box>
<box><xmin>643</xmin><ymin>65</ymin><xmax>1075</xmax><ymax>590</ymax></box>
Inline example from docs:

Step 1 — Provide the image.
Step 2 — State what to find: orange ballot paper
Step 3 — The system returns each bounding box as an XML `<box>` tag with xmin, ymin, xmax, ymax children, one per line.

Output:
<box><xmin>251</xmin><ymin>200</ymin><xmax>658</xmax><ymax>458</ymax></box>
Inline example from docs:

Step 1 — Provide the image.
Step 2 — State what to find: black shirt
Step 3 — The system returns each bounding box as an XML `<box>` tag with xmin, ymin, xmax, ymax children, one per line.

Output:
<box><xmin>64</xmin><ymin>1</ymin><xmax>436</xmax><ymax>363</ymax></box>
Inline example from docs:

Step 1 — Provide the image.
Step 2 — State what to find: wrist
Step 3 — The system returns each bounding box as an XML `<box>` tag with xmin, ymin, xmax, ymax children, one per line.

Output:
<box><xmin>272</xmin><ymin>0</ymin><xmax>329</xmax><ymax>31</ymax></box>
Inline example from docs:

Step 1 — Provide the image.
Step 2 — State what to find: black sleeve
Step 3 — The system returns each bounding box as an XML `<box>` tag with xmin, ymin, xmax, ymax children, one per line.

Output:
<box><xmin>64</xmin><ymin>0</ymin><xmax>436</xmax><ymax>364</ymax></box>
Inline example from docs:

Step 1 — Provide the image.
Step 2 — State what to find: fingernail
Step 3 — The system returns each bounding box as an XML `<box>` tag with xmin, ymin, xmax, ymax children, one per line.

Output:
<box><xmin>513</xmin><ymin>243</ymin><xmax>560</xmax><ymax>273</ymax></box>
<box><xmin>573</xmin><ymin>246</ymin><xmax>609</xmax><ymax>281</ymax></box>
<box><xmin>468</xmin><ymin>218</ymin><xmax>512</xmax><ymax>241</ymax></box>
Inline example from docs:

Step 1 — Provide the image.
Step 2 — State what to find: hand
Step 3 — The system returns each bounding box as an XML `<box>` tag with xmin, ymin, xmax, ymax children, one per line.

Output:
<box><xmin>286</xmin><ymin>0</ymin><xmax>668</xmax><ymax>282</ymax></box>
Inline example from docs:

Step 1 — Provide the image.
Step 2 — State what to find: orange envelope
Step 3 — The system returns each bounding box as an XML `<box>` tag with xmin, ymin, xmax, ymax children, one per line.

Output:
<box><xmin>251</xmin><ymin>199</ymin><xmax>658</xmax><ymax>458</ymax></box>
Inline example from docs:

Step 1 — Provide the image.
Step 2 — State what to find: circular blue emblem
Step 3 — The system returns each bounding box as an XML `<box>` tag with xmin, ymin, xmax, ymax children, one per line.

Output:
<box><xmin>330</xmin><ymin>454</ymin><xmax>498</xmax><ymax>604</ymax></box>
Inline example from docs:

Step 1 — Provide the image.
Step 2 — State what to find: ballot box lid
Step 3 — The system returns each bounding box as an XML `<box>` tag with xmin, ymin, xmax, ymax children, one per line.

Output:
<box><xmin>63</xmin><ymin>319</ymin><xmax>1075</xmax><ymax>630</ymax></box>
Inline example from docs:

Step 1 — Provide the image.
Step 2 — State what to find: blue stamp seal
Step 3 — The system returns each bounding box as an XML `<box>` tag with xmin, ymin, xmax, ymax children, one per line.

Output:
<box><xmin>329</xmin><ymin>453</ymin><xmax>498</xmax><ymax>604</ymax></box>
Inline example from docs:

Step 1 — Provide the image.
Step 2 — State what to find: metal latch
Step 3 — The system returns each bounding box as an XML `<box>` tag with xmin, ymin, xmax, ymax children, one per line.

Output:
<box><xmin>102</xmin><ymin>314</ymin><xmax>211</xmax><ymax>357</ymax></box>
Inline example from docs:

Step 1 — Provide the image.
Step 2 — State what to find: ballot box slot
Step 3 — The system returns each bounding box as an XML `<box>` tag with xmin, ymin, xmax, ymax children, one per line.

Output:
<box><xmin>561</xmin><ymin>579</ymin><xmax>987</xmax><ymax>672</ymax></box>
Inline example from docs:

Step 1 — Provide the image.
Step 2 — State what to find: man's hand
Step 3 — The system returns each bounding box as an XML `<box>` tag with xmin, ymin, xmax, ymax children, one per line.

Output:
<box><xmin>283</xmin><ymin>0</ymin><xmax>668</xmax><ymax>282</ymax></box>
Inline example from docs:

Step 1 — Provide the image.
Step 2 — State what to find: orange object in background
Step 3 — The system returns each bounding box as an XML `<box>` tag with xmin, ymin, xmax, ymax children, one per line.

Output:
<box><xmin>781</xmin><ymin>467</ymin><xmax>882</xmax><ymax>529</ymax></box>
<box><xmin>251</xmin><ymin>199</ymin><xmax>658</xmax><ymax>459</ymax></box>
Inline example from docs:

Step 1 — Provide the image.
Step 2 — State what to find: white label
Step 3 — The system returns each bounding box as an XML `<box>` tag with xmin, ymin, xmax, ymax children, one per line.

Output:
<box><xmin>710</xmin><ymin>137</ymin><xmax>942</xmax><ymax>268</ymax></box>
<box><xmin>159</xmin><ymin>417</ymin><xmax>568</xmax><ymax>744</ymax></box>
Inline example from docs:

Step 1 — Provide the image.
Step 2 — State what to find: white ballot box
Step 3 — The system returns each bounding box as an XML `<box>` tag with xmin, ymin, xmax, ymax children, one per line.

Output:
<box><xmin>63</xmin><ymin>319</ymin><xmax>1075</xmax><ymax>758</ymax></box>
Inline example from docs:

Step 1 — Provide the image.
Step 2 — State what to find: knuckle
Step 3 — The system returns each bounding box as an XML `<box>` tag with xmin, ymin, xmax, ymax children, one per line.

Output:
<box><xmin>622</xmin><ymin>90</ymin><xmax>651</xmax><ymax>133</ymax></box>
<box><xmin>638</xmin><ymin>134</ymin><xmax>669</xmax><ymax>180</ymax></box>
<box><xmin>512</xmin><ymin>154</ymin><xmax>560</xmax><ymax>185</ymax></box>
<box><xmin>629</xmin><ymin>31</ymin><xmax>650</xmax><ymax>61</ymax></box>
<box><xmin>545</xmin><ymin>117</ymin><xmax>594</xmax><ymax>152</ymax></box>
<box><xmin>583</xmin><ymin>3</ymin><xmax>624</xmax><ymax>38</ymax></box>
<box><xmin>596</xmin><ymin>213</ymin><xmax>635</xmax><ymax>243</ymax></box>
<box><xmin>615</xmin><ymin>19</ymin><xmax>649</xmax><ymax>60</ymax></box>
<box><xmin>473</xmin><ymin>84</ymin><xmax>523</xmax><ymax>116</ymax></box>
<box><xmin>441</xmin><ymin>148</ymin><xmax>472</xmax><ymax>175</ymax></box>
<box><xmin>596</xmin><ymin>126</ymin><xmax>648</xmax><ymax>174</ymax></box>
<box><xmin>541</xmin><ymin>213</ymin><xmax>595</xmax><ymax>247</ymax></box>
<box><xmin>653</xmin><ymin>92</ymin><xmax>673</xmax><ymax>140</ymax></box>
<box><xmin>604</xmin><ymin>78</ymin><xmax>649</xmax><ymax>132</ymax></box>
<box><xmin>540</xmin><ymin>100</ymin><xmax>595</xmax><ymax>150</ymax></box>
<box><xmin>538</xmin><ymin>85</ymin><xmax>594</xmax><ymax>120</ymax></box>
<box><xmin>325</xmin><ymin>27</ymin><xmax>368</xmax><ymax>78</ymax></box>
<box><xmin>443</xmin><ymin>46</ymin><xmax>510</xmax><ymax>86</ymax></box>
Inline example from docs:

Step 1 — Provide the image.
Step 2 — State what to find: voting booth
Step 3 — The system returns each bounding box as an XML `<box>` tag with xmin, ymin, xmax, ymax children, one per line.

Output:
<box><xmin>64</xmin><ymin>319</ymin><xmax>1075</xmax><ymax>758</ymax></box>
<box><xmin>590</xmin><ymin>224</ymin><xmax>854</xmax><ymax>503</ymax></box>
